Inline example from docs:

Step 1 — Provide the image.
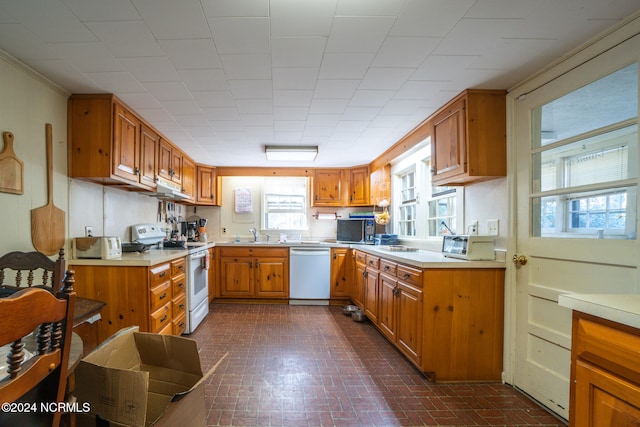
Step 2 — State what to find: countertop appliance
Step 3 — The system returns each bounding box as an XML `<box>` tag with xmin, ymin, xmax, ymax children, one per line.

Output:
<box><xmin>289</xmin><ymin>246</ymin><xmax>331</xmax><ymax>305</ymax></box>
<box><xmin>180</xmin><ymin>221</ymin><xmax>199</xmax><ymax>242</ymax></box>
<box><xmin>441</xmin><ymin>235</ymin><xmax>495</xmax><ymax>260</ymax></box>
<box><xmin>336</xmin><ymin>218</ymin><xmax>385</xmax><ymax>244</ymax></box>
<box><xmin>73</xmin><ymin>236</ymin><xmax>121</xmax><ymax>259</ymax></box>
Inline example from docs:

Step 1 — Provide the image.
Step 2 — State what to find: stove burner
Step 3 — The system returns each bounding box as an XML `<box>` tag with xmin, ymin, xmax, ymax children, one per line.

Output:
<box><xmin>163</xmin><ymin>240</ymin><xmax>186</xmax><ymax>249</ymax></box>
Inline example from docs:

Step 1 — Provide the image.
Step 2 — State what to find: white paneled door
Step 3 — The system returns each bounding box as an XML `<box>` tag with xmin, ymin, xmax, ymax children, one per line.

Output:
<box><xmin>512</xmin><ymin>27</ymin><xmax>640</xmax><ymax>420</ymax></box>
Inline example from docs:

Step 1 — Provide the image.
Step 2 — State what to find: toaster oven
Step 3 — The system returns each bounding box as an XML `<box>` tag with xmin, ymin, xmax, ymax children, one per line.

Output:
<box><xmin>73</xmin><ymin>236</ymin><xmax>122</xmax><ymax>259</ymax></box>
<box><xmin>441</xmin><ymin>235</ymin><xmax>495</xmax><ymax>260</ymax></box>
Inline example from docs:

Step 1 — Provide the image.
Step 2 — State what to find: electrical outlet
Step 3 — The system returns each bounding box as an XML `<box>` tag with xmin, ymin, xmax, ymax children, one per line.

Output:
<box><xmin>222</xmin><ymin>227</ymin><xmax>227</xmax><ymax>234</ymax></box>
<box><xmin>85</xmin><ymin>226</ymin><xmax>93</xmax><ymax>237</ymax></box>
<box><xmin>470</xmin><ymin>220</ymin><xmax>479</xmax><ymax>236</ymax></box>
<box><xmin>487</xmin><ymin>219</ymin><xmax>499</xmax><ymax>236</ymax></box>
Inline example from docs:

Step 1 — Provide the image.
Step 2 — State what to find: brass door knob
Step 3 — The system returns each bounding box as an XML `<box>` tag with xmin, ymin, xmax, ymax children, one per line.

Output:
<box><xmin>512</xmin><ymin>255</ymin><xmax>528</xmax><ymax>266</ymax></box>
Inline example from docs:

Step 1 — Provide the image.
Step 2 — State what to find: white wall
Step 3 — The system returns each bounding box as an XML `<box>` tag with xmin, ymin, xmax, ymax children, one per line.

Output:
<box><xmin>0</xmin><ymin>52</ymin><xmax>68</xmax><ymax>255</ymax></box>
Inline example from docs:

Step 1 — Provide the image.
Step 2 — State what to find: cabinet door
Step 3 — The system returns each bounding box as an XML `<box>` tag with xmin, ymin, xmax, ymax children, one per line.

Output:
<box><xmin>219</xmin><ymin>256</ymin><xmax>253</xmax><ymax>297</ymax></box>
<box><xmin>197</xmin><ymin>165</ymin><xmax>218</xmax><ymax>205</ymax></box>
<box><xmin>397</xmin><ymin>282</ymin><xmax>423</xmax><ymax>366</ymax></box>
<box><xmin>254</xmin><ymin>257</ymin><xmax>288</xmax><ymax>298</ymax></box>
<box><xmin>330</xmin><ymin>248</ymin><xmax>349</xmax><ymax>298</ymax></box>
<box><xmin>353</xmin><ymin>263</ymin><xmax>366</xmax><ymax>308</ymax></box>
<box><xmin>348</xmin><ymin>166</ymin><xmax>370</xmax><ymax>206</ymax></box>
<box><xmin>574</xmin><ymin>360</ymin><xmax>640</xmax><ymax>426</ymax></box>
<box><xmin>171</xmin><ymin>149</ymin><xmax>183</xmax><ymax>184</ymax></box>
<box><xmin>363</xmin><ymin>268</ymin><xmax>379</xmax><ymax>324</ymax></box>
<box><xmin>158</xmin><ymin>139</ymin><xmax>173</xmax><ymax>181</ymax></box>
<box><xmin>313</xmin><ymin>169</ymin><xmax>343</xmax><ymax>206</ymax></box>
<box><xmin>431</xmin><ymin>97</ymin><xmax>466</xmax><ymax>181</ymax></box>
<box><xmin>112</xmin><ymin>103</ymin><xmax>140</xmax><ymax>183</ymax></box>
<box><xmin>378</xmin><ymin>272</ymin><xmax>397</xmax><ymax>342</ymax></box>
<box><xmin>181</xmin><ymin>156</ymin><xmax>195</xmax><ymax>200</ymax></box>
<box><xmin>139</xmin><ymin>124</ymin><xmax>159</xmax><ymax>189</ymax></box>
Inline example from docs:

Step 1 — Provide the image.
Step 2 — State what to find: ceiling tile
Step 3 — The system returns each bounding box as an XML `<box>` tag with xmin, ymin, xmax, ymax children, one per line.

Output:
<box><xmin>390</xmin><ymin>0</ymin><xmax>475</xmax><ymax>37</ymax></box>
<box><xmin>86</xmin><ymin>20</ymin><xmax>164</xmax><ymax>57</ymax></box>
<box><xmin>178</xmin><ymin>69</ymin><xmax>229</xmax><ymax>91</ymax></box>
<box><xmin>160</xmin><ymin>99</ymin><xmax>202</xmax><ymax>115</ymax></box>
<box><xmin>118</xmin><ymin>57</ymin><xmax>180</xmax><ymax>82</ymax></box>
<box><xmin>349</xmin><ymin>90</ymin><xmax>395</xmax><ymax>107</ymax></box>
<box><xmin>274</xmin><ymin>107</ymin><xmax>309</xmax><ymax>121</ymax></box>
<box><xmin>192</xmin><ymin>90</ymin><xmax>236</xmax><ymax>108</ymax></box>
<box><xmin>62</xmin><ymin>0</ymin><xmax>141</xmax><ymax>21</ymax></box>
<box><xmin>270</xmin><ymin>0</ymin><xmax>337</xmax><ymax>36</ymax></box>
<box><xmin>117</xmin><ymin>93</ymin><xmax>163</xmax><ymax>110</ymax></box>
<box><xmin>203</xmin><ymin>107</ymin><xmax>241</xmax><ymax>121</ymax></box>
<box><xmin>325</xmin><ymin>16</ymin><xmax>395</xmax><ymax>53</ymax></box>
<box><xmin>201</xmin><ymin>0</ymin><xmax>269</xmax><ymax>17</ymax></box>
<box><xmin>241</xmin><ymin>114</ymin><xmax>274</xmax><ymax>126</ymax></box>
<box><xmin>158</xmin><ymin>39</ymin><xmax>222</xmax><ymax>69</ymax></box>
<box><xmin>28</xmin><ymin>59</ymin><xmax>100</xmax><ymax>92</ymax></box>
<box><xmin>209</xmin><ymin>17</ymin><xmax>270</xmax><ymax>54</ymax></box>
<box><xmin>229</xmin><ymin>80</ymin><xmax>272</xmax><ymax>99</ymax></box>
<box><xmin>133</xmin><ymin>0</ymin><xmax>210</xmax><ymax>39</ymax></box>
<box><xmin>273</xmin><ymin>68</ymin><xmax>319</xmax><ymax>90</ymax></box>
<box><xmin>273</xmin><ymin>90</ymin><xmax>314</xmax><ymax>107</ymax></box>
<box><xmin>236</xmin><ymin>99</ymin><xmax>273</xmax><ymax>114</ymax></box>
<box><xmin>142</xmin><ymin>81</ymin><xmax>193</xmax><ymax>100</ymax></box>
<box><xmin>359</xmin><ymin>68</ymin><xmax>414</xmax><ymax>90</ymax></box>
<box><xmin>220</xmin><ymin>54</ymin><xmax>271</xmax><ymax>79</ymax></box>
<box><xmin>372</xmin><ymin>36</ymin><xmax>439</xmax><ymax>67</ymax></box>
<box><xmin>318</xmin><ymin>53</ymin><xmax>375</xmax><ymax>79</ymax></box>
<box><xmin>335</xmin><ymin>0</ymin><xmax>407</xmax><ymax>16</ymax></box>
<box><xmin>271</xmin><ymin>37</ymin><xmax>326</xmax><ymax>67</ymax></box>
<box><xmin>274</xmin><ymin>121</ymin><xmax>305</xmax><ymax>132</ymax></box>
<box><xmin>84</xmin><ymin>71</ymin><xmax>146</xmax><ymax>93</ymax></box>
<box><xmin>342</xmin><ymin>107</ymin><xmax>381</xmax><ymax>121</ymax></box>
<box><xmin>306</xmin><ymin>114</ymin><xmax>341</xmax><ymax>127</ymax></box>
<box><xmin>313</xmin><ymin>80</ymin><xmax>360</xmax><ymax>99</ymax></box>
<box><xmin>309</xmin><ymin>99</ymin><xmax>349</xmax><ymax>114</ymax></box>
<box><xmin>48</xmin><ymin>42</ymin><xmax>123</xmax><ymax>73</ymax></box>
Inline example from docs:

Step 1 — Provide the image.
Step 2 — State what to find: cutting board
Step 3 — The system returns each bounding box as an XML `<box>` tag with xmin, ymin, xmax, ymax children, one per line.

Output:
<box><xmin>0</xmin><ymin>131</ymin><xmax>24</xmax><ymax>194</ymax></box>
<box><xmin>31</xmin><ymin>123</ymin><xmax>65</xmax><ymax>256</ymax></box>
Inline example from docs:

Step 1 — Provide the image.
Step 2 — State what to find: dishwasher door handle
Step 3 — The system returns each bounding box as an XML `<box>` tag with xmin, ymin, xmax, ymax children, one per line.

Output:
<box><xmin>290</xmin><ymin>248</ymin><xmax>331</xmax><ymax>256</ymax></box>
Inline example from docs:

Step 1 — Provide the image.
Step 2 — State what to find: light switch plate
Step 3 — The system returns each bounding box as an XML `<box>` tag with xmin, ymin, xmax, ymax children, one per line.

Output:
<box><xmin>487</xmin><ymin>219</ymin><xmax>499</xmax><ymax>236</ymax></box>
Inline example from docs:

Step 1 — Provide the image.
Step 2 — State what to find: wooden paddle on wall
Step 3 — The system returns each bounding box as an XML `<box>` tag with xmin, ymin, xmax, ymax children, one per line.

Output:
<box><xmin>0</xmin><ymin>131</ymin><xmax>24</xmax><ymax>194</ymax></box>
<box><xmin>31</xmin><ymin>123</ymin><xmax>65</xmax><ymax>255</ymax></box>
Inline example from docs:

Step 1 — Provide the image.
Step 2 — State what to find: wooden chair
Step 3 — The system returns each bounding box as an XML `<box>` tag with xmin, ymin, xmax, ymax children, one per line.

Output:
<box><xmin>0</xmin><ymin>256</ymin><xmax>76</xmax><ymax>427</ymax></box>
<box><xmin>0</xmin><ymin>248</ymin><xmax>66</xmax><ymax>294</ymax></box>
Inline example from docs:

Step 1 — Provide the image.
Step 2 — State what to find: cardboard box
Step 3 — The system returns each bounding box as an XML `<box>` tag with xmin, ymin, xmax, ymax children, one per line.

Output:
<box><xmin>74</xmin><ymin>327</ymin><xmax>224</xmax><ymax>427</ymax></box>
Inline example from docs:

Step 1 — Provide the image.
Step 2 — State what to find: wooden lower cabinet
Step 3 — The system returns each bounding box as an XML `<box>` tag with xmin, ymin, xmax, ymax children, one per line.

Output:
<box><xmin>330</xmin><ymin>248</ymin><xmax>350</xmax><ymax>301</ymax></box>
<box><xmin>216</xmin><ymin>246</ymin><xmax>289</xmax><ymax>299</ymax></box>
<box><xmin>350</xmin><ymin>250</ymin><xmax>504</xmax><ymax>382</ymax></box>
<box><xmin>569</xmin><ymin>312</ymin><xmax>640</xmax><ymax>426</ymax></box>
<box><xmin>71</xmin><ymin>256</ymin><xmax>187</xmax><ymax>343</ymax></box>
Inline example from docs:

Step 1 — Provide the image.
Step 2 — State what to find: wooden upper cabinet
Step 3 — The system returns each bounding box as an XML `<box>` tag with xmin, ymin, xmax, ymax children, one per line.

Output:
<box><xmin>139</xmin><ymin>124</ymin><xmax>159</xmax><ymax>189</ymax></box>
<box><xmin>348</xmin><ymin>166</ymin><xmax>370</xmax><ymax>206</ymax></box>
<box><xmin>196</xmin><ymin>165</ymin><xmax>219</xmax><ymax>205</ymax></box>
<box><xmin>370</xmin><ymin>164</ymin><xmax>391</xmax><ymax>206</ymax></box>
<box><xmin>69</xmin><ymin>94</ymin><xmax>158</xmax><ymax>190</ymax></box>
<box><xmin>430</xmin><ymin>89</ymin><xmax>506</xmax><ymax>185</ymax></box>
<box><xmin>181</xmin><ymin>156</ymin><xmax>195</xmax><ymax>201</ymax></box>
<box><xmin>158</xmin><ymin>138</ymin><xmax>182</xmax><ymax>184</ymax></box>
<box><xmin>312</xmin><ymin>169</ymin><xmax>344</xmax><ymax>206</ymax></box>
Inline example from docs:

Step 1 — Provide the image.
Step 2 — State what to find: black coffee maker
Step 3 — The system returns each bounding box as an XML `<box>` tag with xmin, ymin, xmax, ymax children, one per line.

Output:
<box><xmin>180</xmin><ymin>221</ymin><xmax>198</xmax><ymax>241</ymax></box>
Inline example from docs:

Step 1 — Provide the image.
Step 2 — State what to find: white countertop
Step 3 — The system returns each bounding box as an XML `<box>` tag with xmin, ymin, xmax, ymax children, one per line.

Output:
<box><xmin>352</xmin><ymin>245</ymin><xmax>505</xmax><ymax>269</ymax></box>
<box><xmin>558</xmin><ymin>294</ymin><xmax>640</xmax><ymax>330</ymax></box>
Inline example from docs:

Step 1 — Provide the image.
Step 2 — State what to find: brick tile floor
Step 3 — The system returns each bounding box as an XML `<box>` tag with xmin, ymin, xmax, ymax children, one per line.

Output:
<box><xmin>190</xmin><ymin>304</ymin><xmax>567</xmax><ymax>427</ymax></box>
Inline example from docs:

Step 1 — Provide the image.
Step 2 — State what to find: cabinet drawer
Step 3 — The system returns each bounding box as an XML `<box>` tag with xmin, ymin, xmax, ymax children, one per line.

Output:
<box><xmin>380</xmin><ymin>259</ymin><xmax>397</xmax><ymax>276</ymax></box>
<box><xmin>171</xmin><ymin>257</ymin><xmax>186</xmax><ymax>276</ymax></box>
<box><xmin>150</xmin><ymin>303</ymin><xmax>171</xmax><ymax>333</ymax></box>
<box><xmin>575</xmin><ymin>314</ymin><xmax>640</xmax><ymax>384</ymax></box>
<box><xmin>397</xmin><ymin>264</ymin><xmax>423</xmax><ymax>287</ymax></box>
<box><xmin>173</xmin><ymin>312</ymin><xmax>186</xmax><ymax>336</ymax></box>
<box><xmin>149</xmin><ymin>262</ymin><xmax>171</xmax><ymax>286</ymax></box>
<box><xmin>355</xmin><ymin>251</ymin><xmax>366</xmax><ymax>265</ymax></box>
<box><xmin>157</xmin><ymin>320</ymin><xmax>173</xmax><ymax>335</ymax></box>
<box><xmin>172</xmin><ymin>292</ymin><xmax>187</xmax><ymax>318</ymax></box>
<box><xmin>365</xmin><ymin>254</ymin><xmax>380</xmax><ymax>270</ymax></box>
<box><xmin>150</xmin><ymin>281</ymin><xmax>171</xmax><ymax>312</ymax></box>
<box><xmin>172</xmin><ymin>272</ymin><xmax>186</xmax><ymax>297</ymax></box>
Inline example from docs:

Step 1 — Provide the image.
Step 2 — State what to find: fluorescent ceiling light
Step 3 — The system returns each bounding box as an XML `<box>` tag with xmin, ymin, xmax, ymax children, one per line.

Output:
<box><xmin>265</xmin><ymin>145</ymin><xmax>318</xmax><ymax>161</ymax></box>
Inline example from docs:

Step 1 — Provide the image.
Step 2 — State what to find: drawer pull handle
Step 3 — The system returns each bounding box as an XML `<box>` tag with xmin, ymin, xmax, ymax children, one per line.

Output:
<box><xmin>403</xmin><ymin>273</ymin><xmax>410</xmax><ymax>279</ymax></box>
<box><xmin>179</xmin><ymin>321</ymin><xmax>185</xmax><ymax>328</ymax></box>
<box><xmin>179</xmin><ymin>304</ymin><xmax>185</xmax><ymax>310</ymax></box>
<box><xmin>178</xmin><ymin>265</ymin><xmax>185</xmax><ymax>271</ymax></box>
<box><xmin>178</xmin><ymin>282</ymin><xmax>184</xmax><ymax>288</ymax></box>
<box><xmin>384</xmin><ymin>266</ymin><xmax>389</xmax><ymax>271</ymax></box>
<box><xmin>159</xmin><ymin>271</ymin><xmax>167</xmax><ymax>278</ymax></box>
<box><xmin>160</xmin><ymin>314</ymin><xmax>168</xmax><ymax>323</ymax></box>
<box><xmin>159</xmin><ymin>292</ymin><xmax>167</xmax><ymax>300</ymax></box>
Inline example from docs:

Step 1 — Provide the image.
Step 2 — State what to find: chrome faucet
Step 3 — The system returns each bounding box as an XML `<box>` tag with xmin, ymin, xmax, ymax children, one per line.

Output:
<box><xmin>249</xmin><ymin>227</ymin><xmax>258</xmax><ymax>242</ymax></box>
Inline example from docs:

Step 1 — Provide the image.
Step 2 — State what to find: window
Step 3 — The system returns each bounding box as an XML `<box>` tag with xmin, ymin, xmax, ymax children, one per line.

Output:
<box><xmin>531</xmin><ymin>62</ymin><xmax>638</xmax><ymax>239</ymax></box>
<box><xmin>392</xmin><ymin>144</ymin><xmax>463</xmax><ymax>239</ymax></box>
<box><xmin>263</xmin><ymin>177</ymin><xmax>308</xmax><ymax>230</ymax></box>
<box><xmin>398</xmin><ymin>169</ymin><xmax>417</xmax><ymax>236</ymax></box>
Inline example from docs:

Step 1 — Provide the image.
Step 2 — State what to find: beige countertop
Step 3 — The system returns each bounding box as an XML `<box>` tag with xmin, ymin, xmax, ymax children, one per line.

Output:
<box><xmin>69</xmin><ymin>241</ymin><xmax>504</xmax><ymax>269</ymax></box>
<box><xmin>69</xmin><ymin>242</ymin><xmax>215</xmax><ymax>267</ymax></box>
<box><xmin>558</xmin><ymin>293</ymin><xmax>640</xmax><ymax>330</ymax></box>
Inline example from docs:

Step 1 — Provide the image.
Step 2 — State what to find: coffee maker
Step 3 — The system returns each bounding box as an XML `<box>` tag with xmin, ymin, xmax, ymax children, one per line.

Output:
<box><xmin>180</xmin><ymin>221</ymin><xmax>198</xmax><ymax>241</ymax></box>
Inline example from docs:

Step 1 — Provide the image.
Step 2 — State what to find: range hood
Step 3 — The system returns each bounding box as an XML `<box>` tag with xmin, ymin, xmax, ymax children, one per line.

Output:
<box><xmin>144</xmin><ymin>176</ymin><xmax>189</xmax><ymax>200</ymax></box>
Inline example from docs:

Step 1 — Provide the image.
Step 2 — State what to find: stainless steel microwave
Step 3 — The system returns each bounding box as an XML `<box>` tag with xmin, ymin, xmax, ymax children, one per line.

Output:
<box><xmin>336</xmin><ymin>219</ymin><xmax>385</xmax><ymax>244</ymax></box>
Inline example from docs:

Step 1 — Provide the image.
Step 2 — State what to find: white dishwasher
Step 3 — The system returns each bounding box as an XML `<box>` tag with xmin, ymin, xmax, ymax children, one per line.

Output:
<box><xmin>289</xmin><ymin>246</ymin><xmax>331</xmax><ymax>305</ymax></box>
